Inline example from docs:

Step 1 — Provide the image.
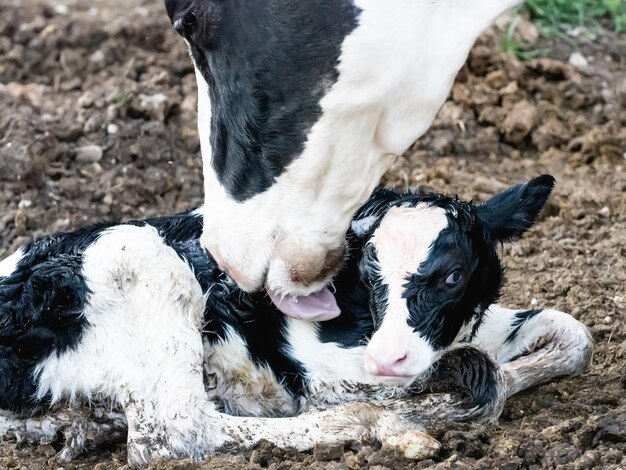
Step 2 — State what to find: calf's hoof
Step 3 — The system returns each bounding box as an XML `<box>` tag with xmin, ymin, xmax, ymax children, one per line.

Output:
<box><xmin>384</xmin><ymin>429</ymin><xmax>441</xmax><ymax>460</ymax></box>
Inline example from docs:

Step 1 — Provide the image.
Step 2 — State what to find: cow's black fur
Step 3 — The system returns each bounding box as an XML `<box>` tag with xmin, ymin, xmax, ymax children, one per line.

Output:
<box><xmin>164</xmin><ymin>0</ymin><xmax>361</xmax><ymax>201</ymax></box>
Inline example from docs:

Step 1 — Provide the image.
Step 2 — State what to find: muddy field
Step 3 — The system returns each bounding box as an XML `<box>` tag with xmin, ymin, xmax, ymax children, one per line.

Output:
<box><xmin>0</xmin><ymin>0</ymin><xmax>625</xmax><ymax>468</ymax></box>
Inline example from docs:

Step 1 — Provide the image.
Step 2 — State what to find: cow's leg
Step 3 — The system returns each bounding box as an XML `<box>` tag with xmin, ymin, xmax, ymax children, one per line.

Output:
<box><xmin>472</xmin><ymin>305</ymin><xmax>593</xmax><ymax>397</ymax></box>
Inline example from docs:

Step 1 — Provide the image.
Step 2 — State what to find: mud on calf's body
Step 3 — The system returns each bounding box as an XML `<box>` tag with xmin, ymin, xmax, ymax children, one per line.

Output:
<box><xmin>0</xmin><ymin>177</ymin><xmax>592</xmax><ymax>466</ymax></box>
<box><xmin>164</xmin><ymin>0</ymin><xmax>528</xmax><ymax>316</ymax></box>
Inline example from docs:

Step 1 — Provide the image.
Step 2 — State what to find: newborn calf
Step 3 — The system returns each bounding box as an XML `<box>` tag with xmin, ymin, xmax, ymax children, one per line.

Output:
<box><xmin>0</xmin><ymin>176</ymin><xmax>592</xmax><ymax>466</ymax></box>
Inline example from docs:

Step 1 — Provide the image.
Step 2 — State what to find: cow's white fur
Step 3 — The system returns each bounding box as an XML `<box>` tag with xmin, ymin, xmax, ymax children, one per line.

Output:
<box><xmin>365</xmin><ymin>205</ymin><xmax>449</xmax><ymax>382</ymax></box>
<box><xmin>196</xmin><ymin>0</ymin><xmax>525</xmax><ymax>296</ymax></box>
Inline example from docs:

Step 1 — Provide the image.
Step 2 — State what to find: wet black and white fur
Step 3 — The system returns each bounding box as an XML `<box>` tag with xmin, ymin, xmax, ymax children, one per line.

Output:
<box><xmin>0</xmin><ymin>177</ymin><xmax>592</xmax><ymax>466</ymax></box>
<box><xmin>164</xmin><ymin>0</ymin><xmax>528</xmax><ymax>297</ymax></box>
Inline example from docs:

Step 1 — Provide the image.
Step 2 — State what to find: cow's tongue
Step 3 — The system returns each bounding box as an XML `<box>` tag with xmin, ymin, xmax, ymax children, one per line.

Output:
<box><xmin>268</xmin><ymin>287</ymin><xmax>341</xmax><ymax>321</ymax></box>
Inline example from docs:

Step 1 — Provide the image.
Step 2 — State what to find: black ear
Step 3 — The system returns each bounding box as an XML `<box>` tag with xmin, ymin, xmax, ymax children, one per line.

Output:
<box><xmin>165</xmin><ymin>0</ymin><xmax>217</xmax><ymax>45</ymax></box>
<box><xmin>350</xmin><ymin>187</ymin><xmax>401</xmax><ymax>238</ymax></box>
<box><xmin>476</xmin><ymin>175</ymin><xmax>555</xmax><ymax>242</ymax></box>
<box><xmin>351</xmin><ymin>215</ymin><xmax>383</xmax><ymax>238</ymax></box>
<box><xmin>165</xmin><ymin>0</ymin><xmax>195</xmax><ymax>38</ymax></box>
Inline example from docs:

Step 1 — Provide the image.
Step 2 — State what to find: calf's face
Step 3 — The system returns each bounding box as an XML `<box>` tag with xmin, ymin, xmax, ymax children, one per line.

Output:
<box><xmin>354</xmin><ymin>176</ymin><xmax>555</xmax><ymax>386</ymax></box>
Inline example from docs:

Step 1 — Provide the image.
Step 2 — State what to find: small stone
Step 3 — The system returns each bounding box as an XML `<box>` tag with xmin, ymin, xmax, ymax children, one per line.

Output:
<box><xmin>106</xmin><ymin>104</ymin><xmax>118</xmax><ymax>121</ymax></box>
<box><xmin>107</xmin><ymin>123</ymin><xmax>119</xmax><ymax>135</ymax></box>
<box><xmin>78</xmin><ymin>90</ymin><xmax>95</xmax><ymax>108</ymax></box>
<box><xmin>53</xmin><ymin>4</ymin><xmax>68</xmax><ymax>15</ymax></box>
<box><xmin>79</xmin><ymin>162</ymin><xmax>103</xmax><ymax>177</ymax></box>
<box><xmin>568</xmin><ymin>52</ymin><xmax>589</xmax><ymax>69</ymax></box>
<box><xmin>138</xmin><ymin>93</ymin><xmax>169</xmax><ymax>121</ymax></box>
<box><xmin>83</xmin><ymin>114</ymin><xmax>103</xmax><ymax>133</ymax></box>
<box><xmin>75</xmin><ymin>144</ymin><xmax>103</xmax><ymax>163</ymax></box>
<box><xmin>89</xmin><ymin>50</ymin><xmax>105</xmax><ymax>67</ymax></box>
<box><xmin>598</xmin><ymin>206</ymin><xmax>610</xmax><ymax>218</ymax></box>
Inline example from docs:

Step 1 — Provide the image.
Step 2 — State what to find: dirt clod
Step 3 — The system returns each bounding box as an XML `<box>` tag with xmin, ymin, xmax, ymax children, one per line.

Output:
<box><xmin>500</xmin><ymin>99</ymin><xmax>538</xmax><ymax>144</ymax></box>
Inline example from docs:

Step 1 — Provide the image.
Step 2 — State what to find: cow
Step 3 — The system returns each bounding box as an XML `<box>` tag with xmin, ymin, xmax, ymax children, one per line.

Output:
<box><xmin>163</xmin><ymin>0</ymin><xmax>527</xmax><ymax>319</ymax></box>
<box><xmin>0</xmin><ymin>176</ymin><xmax>592</xmax><ymax>466</ymax></box>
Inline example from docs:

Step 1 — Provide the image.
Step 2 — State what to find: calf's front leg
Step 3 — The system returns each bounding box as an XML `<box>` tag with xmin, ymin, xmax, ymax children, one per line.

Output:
<box><xmin>378</xmin><ymin>345</ymin><xmax>507</xmax><ymax>426</ymax></box>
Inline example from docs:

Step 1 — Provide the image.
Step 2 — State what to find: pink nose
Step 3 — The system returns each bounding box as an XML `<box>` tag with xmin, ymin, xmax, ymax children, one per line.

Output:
<box><xmin>365</xmin><ymin>350</ymin><xmax>410</xmax><ymax>377</ymax></box>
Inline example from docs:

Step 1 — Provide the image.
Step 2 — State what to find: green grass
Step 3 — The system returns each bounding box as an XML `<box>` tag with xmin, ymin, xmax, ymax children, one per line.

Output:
<box><xmin>524</xmin><ymin>0</ymin><xmax>626</xmax><ymax>35</ymax></box>
<box><xmin>502</xmin><ymin>0</ymin><xmax>626</xmax><ymax>59</ymax></box>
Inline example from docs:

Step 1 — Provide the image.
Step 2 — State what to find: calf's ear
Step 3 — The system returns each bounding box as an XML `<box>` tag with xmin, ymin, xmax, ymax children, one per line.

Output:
<box><xmin>350</xmin><ymin>187</ymin><xmax>401</xmax><ymax>238</ymax></box>
<box><xmin>476</xmin><ymin>175</ymin><xmax>555</xmax><ymax>242</ymax></box>
<box><xmin>351</xmin><ymin>215</ymin><xmax>382</xmax><ymax>238</ymax></box>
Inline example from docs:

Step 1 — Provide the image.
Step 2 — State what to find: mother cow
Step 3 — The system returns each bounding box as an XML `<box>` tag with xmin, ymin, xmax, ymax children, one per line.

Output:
<box><xmin>165</xmin><ymin>0</ymin><xmax>523</xmax><ymax>319</ymax></box>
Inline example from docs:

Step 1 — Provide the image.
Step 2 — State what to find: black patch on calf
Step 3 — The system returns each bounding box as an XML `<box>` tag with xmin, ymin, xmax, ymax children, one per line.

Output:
<box><xmin>317</xmin><ymin>239</ymin><xmax>375</xmax><ymax>348</ymax></box>
<box><xmin>505</xmin><ymin>309</ymin><xmax>542</xmax><ymax>344</ymax></box>
<box><xmin>402</xmin><ymin>207</ymin><xmax>503</xmax><ymax>351</ymax></box>
<box><xmin>169</xmin><ymin>0</ymin><xmax>361</xmax><ymax>201</ymax></box>
<box><xmin>0</xmin><ymin>227</ymin><xmax>106</xmax><ymax>412</ymax></box>
<box><xmin>139</xmin><ymin>210</ymin><xmax>204</xmax><ymax>242</ymax></box>
<box><xmin>429</xmin><ymin>346</ymin><xmax>502</xmax><ymax>413</ymax></box>
<box><xmin>173</xmin><ymin>239</ymin><xmax>308</xmax><ymax>399</ymax></box>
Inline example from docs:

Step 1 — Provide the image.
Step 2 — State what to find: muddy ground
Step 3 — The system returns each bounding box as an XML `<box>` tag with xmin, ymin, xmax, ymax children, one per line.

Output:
<box><xmin>0</xmin><ymin>0</ymin><xmax>625</xmax><ymax>468</ymax></box>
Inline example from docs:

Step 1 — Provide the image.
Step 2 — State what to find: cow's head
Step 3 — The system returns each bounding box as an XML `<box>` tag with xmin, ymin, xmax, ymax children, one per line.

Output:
<box><xmin>352</xmin><ymin>176</ymin><xmax>555</xmax><ymax>386</ymax></box>
<box><xmin>164</xmin><ymin>0</ymin><xmax>526</xmax><ymax>320</ymax></box>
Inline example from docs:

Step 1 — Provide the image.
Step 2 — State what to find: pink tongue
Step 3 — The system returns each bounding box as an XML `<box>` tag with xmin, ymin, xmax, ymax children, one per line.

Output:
<box><xmin>268</xmin><ymin>287</ymin><xmax>341</xmax><ymax>321</ymax></box>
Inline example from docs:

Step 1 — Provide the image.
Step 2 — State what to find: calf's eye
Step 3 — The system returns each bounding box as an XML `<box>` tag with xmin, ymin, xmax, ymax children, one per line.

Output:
<box><xmin>445</xmin><ymin>270</ymin><xmax>463</xmax><ymax>286</ymax></box>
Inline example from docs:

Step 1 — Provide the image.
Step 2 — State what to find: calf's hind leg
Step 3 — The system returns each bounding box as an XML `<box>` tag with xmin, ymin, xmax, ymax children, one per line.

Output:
<box><xmin>472</xmin><ymin>305</ymin><xmax>593</xmax><ymax>397</ymax></box>
<box><xmin>0</xmin><ymin>407</ymin><xmax>127</xmax><ymax>463</ymax></box>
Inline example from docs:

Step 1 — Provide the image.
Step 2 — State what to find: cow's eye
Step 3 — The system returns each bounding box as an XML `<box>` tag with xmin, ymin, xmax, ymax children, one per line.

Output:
<box><xmin>445</xmin><ymin>270</ymin><xmax>463</xmax><ymax>286</ymax></box>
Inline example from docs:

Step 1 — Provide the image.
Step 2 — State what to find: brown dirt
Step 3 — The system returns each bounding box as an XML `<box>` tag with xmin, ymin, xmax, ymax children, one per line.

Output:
<box><xmin>0</xmin><ymin>0</ymin><xmax>625</xmax><ymax>469</ymax></box>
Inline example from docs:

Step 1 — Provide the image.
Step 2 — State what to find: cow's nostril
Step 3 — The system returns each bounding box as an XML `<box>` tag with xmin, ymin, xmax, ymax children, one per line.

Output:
<box><xmin>276</xmin><ymin>242</ymin><xmax>345</xmax><ymax>287</ymax></box>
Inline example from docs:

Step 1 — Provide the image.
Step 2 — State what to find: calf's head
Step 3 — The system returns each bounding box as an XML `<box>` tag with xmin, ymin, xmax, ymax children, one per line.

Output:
<box><xmin>353</xmin><ymin>176</ymin><xmax>555</xmax><ymax>386</ymax></box>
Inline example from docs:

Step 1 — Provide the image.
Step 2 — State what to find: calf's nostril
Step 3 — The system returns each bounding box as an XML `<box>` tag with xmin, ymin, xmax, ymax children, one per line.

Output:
<box><xmin>394</xmin><ymin>353</ymin><xmax>408</xmax><ymax>365</ymax></box>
